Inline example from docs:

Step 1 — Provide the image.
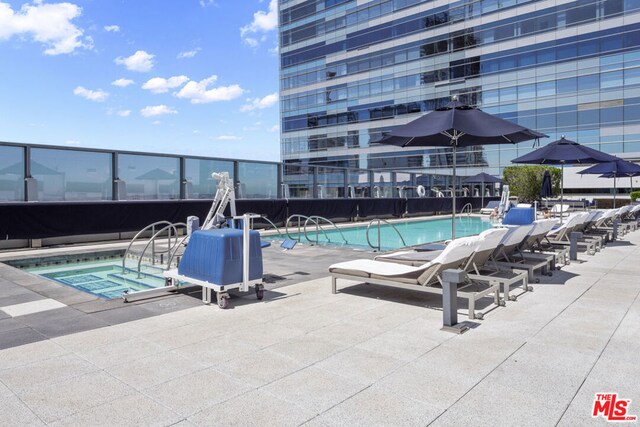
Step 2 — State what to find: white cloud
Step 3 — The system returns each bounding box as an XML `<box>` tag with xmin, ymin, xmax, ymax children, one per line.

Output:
<box><xmin>199</xmin><ymin>0</ymin><xmax>218</xmax><ymax>7</ymax></box>
<box><xmin>73</xmin><ymin>86</ymin><xmax>109</xmax><ymax>102</ymax></box>
<box><xmin>111</xmin><ymin>78</ymin><xmax>134</xmax><ymax>87</ymax></box>
<box><xmin>142</xmin><ymin>75</ymin><xmax>189</xmax><ymax>94</ymax></box>
<box><xmin>177</xmin><ymin>47</ymin><xmax>200</xmax><ymax>59</ymax></box>
<box><xmin>116</xmin><ymin>110</ymin><xmax>131</xmax><ymax>117</ymax></box>
<box><xmin>140</xmin><ymin>104</ymin><xmax>177</xmax><ymax>118</ymax></box>
<box><xmin>152</xmin><ymin>120</ymin><xmax>161</xmax><ymax>125</ymax></box>
<box><xmin>104</xmin><ymin>24</ymin><xmax>120</xmax><ymax>32</ymax></box>
<box><xmin>267</xmin><ymin>124</ymin><xmax>279</xmax><ymax>133</ymax></box>
<box><xmin>175</xmin><ymin>75</ymin><xmax>244</xmax><ymax>104</ymax></box>
<box><xmin>64</xmin><ymin>140</ymin><xmax>81</xmax><ymax>146</ymax></box>
<box><xmin>0</xmin><ymin>1</ymin><xmax>92</xmax><ymax>55</ymax></box>
<box><xmin>240</xmin><ymin>0</ymin><xmax>277</xmax><ymax>47</ymax></box>
<box><xmin>115</xmin><ymin>50</ymin><xmax>154</xmax><ymax>72</ymax></box>
<box><xmin>240</xmin><ymin>92</ymin><xmax>278</xmax><ymax>112</ymax></box>
<box><xmin>215</xmin><ymin>135</ymin><xmax>241</xmax><ymax>141</ymax></box>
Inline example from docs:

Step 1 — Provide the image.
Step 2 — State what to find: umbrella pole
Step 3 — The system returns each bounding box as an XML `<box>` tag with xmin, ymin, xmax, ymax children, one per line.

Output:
<box><xmin>614</xmin><ymin>176</ymin><xmax>617</xmax><ymax>209</ymax></box>
<box><xmin>452</xmin><ymin>141</ymin><xmax>457</xmax><ymax>240</ymax></box>
<box><xmin>560</xmin><ymin>164</ymin><xmax>564</xmax><ymax>225</ymax></box>
<box><xmin>481</xmin><ymin>179</ymin><xmax>484</xmax><ymax>210</ymax></box>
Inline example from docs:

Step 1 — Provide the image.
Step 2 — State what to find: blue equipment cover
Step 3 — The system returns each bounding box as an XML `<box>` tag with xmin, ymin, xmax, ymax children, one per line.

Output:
<box><xmin>178</xmin><ymin>229</ymin><xmax>263</xmax><ymax>285</ymax></box>
<box><xmin>502</xmin><ymin>207</ymin><xmax>535</xmax><ymax>225</ymax></box>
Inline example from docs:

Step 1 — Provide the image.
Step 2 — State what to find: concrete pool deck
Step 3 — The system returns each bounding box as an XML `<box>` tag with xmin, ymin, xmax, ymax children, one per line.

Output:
<box><xmin>0</xmin><ymin>234</ymin><xmax>639</xmax><ymax>425</ymax></box>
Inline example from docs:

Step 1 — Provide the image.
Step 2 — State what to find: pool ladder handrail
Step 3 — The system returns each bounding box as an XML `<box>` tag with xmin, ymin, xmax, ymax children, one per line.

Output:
<box><xmin>460</xmin><ymin>203</ymin><xmax>473</xmax><ymax>216</ymax></box>
<box><xmin>285</xmin><ymin>214</ymin><xmax>347</xmax><ymax>245</ymax></box>
<box><xmin>122</xmin><ymin>220</ymin><xmax>173</xmax><ymax>274</ymax></box>
<box><xmin>303</xmin><ymin>215</ymin><xmax>348</xmax><ymax>245</ymax></box>
<box><xmin>366</xmin><ymin>218</ymin><xmax>407</xmax><ymax>252</ymax></box>
<box><xmin>245</xmin><ymin>213</ymin><xmax>283</xmax><ymax>235</ymax></box>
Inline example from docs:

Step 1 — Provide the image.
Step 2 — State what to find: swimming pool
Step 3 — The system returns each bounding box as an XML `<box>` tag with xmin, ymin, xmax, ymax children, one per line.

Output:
<box><xmin>24</xmin><ymin>259</ymin><xmax>167</xmax><ymax>299</ymax></box>
<box><xmin>277</xmin><ymin>216</ymin><xmax>494</xmax><ymax>250</ymax></box>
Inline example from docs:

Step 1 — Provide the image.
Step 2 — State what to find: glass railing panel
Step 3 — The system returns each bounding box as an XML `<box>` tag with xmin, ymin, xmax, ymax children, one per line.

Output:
<box><xmin>237</xmin><ymin>162</ymin><xmax>278</xmax><ymax>199</ymax></box>
<box><xmin>347</xmin><ymin>170</ymin><xmax>371</xmax><ymax>197</ymax></box>
<box><xmin>372</xmin><ymin>171</ymin><xmax>392</xmax><ymax>198</ymax></box>
<box><xmin>117</xmin><ymin>154</ymin><xmax>179</xmax><ymax>200</ymax></box>
<box><xmin>0</xmin><ymin>145</ymin><xmax>24</xmax><ymax>202</ymax></box>
<box><xmin>317</xmin><ymin>167</ymin><xmax>345</xmax><ymax>198</ymax></box>
<box><xmin>283</xmin><ymin>164</ymin><xmax>313</xmax><ymax>198</ymax></box>
<box><xmin>184</xmin><ymin>158</ymin><xmax>234</xmax><ymax>199</ymax></box>
<box><xmin>30</xmin><ymin>148</ymin><xmax>112</xmax><ymax>201</ymax></box>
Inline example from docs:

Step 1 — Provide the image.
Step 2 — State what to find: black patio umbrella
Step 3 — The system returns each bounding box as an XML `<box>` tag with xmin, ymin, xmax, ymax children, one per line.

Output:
<box><xmin>540</xmin><ymin>169</ymin><xmax>553</xmax><ymax>208</ymax></box>
<box><xmin>578</xmin><ymin>159</ymin><xmax>640</xmax><ymax>208</ymax></box>
<box><xmin>512</xmin><ymin>136</ymin><xmax>619</xmax><ymax>222</ymax></box>
<box><xmin>464</xmin><ymin>172</ymin><xmax>504</xmax><ymax>208</ymax></box>
<box><xmin>379</xmin><ymin>101</ymin><xmax>543</xmax><ymax>239</ymax></box>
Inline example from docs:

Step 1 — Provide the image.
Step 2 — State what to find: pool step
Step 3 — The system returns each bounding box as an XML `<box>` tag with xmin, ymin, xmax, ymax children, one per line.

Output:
<box><xmin>107</xmin><ymin>273</ymin><xmax>162</xmax><ymax>290</ymax></box>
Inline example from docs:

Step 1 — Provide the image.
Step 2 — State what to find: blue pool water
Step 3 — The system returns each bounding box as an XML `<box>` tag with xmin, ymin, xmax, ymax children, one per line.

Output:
<box><xmin>25</xmin><ymin>260</ymin><xmax>167</xmax><ymax>299</ymax></box>
<box><xmin>278</xmin><ymin>216</ymin><xmax>494</xmax><ymax>250</ymax></box>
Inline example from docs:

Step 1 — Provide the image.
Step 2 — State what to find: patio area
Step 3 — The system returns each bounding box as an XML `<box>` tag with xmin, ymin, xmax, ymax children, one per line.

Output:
<box><xmin>0</xmin><ymin>232</ymin><xmax>639</xmax><ymax>426</ymax></box>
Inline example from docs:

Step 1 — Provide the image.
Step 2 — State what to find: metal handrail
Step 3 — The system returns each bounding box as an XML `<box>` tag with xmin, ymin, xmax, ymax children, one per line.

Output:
<box><xmin>245</xmin><ymin>213</ymin><xmax>283</xmax><ymax>235</ymax></box>
<box><xmin>302</xmin><ymin>215</ymin><xmax>348</xmax><ymax>245</ymax></box>
<box><xmin>135</xmin><ymin>222</ymin><xmax>186</xmax><ymax>278</ymax></box>
<box><xmin>285</xmin><ymin>214</ymin><xmax>311</xmax><ymax>241</ymax></box>
<box><xmin>460</xmin><ymin>203</ymin><xmax>473</xmax><ymax>215</ymax></box>
<box><xmin>166</xmin><ymin>233</ymin><xmax>190</xmax><ymax>270</ymax></box>
<box><xmin>366</xmin><ymin>218</ymin><xmax>407</xmax><ymax>251</ymax></box>
<box><xmin>122</xmin><ymin>220</ymin><xmax>172</xmax><ymax>273</ymax></box>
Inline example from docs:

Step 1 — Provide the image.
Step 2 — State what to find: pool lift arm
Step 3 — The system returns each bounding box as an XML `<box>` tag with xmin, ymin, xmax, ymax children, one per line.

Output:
<box><xmin>201</xmin><ymin>172</ymin><xmax>237</xmax><ymax>230</ymax></box>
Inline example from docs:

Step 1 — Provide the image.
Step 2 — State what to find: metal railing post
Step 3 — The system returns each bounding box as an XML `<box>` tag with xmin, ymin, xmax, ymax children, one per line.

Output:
<box><xmin>179</xmin><ymin>157</ymin><xmax>186</xmax><ymax>200</ymax></box>
<box><xmin>441</xmin><ymin>269</ymin><xmax>469</xmax><ymax>334</ymax></box>
<box><xmin>312</xmin><ymin>166</ymin><xmax>318</xmax><ymax>199</ymax></box>
<box><xmin>341</xmin><ymin>169</ymin><xmax>347</xmax><ymax>198</ymax></box>
<box><xmin>277</xmin><ymin>163</ymin><xmax>283</xmax><ymax>199</ymax></box>
<box><xmin>24</xmin><ymin>145</ymin><xmax>31</xmax><ymax>202</ymax></box>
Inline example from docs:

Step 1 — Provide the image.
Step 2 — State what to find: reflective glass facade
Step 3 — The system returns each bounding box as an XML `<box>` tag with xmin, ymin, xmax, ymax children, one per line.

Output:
<box><xmin>279</xmin><ymin>0</ymin><xmax>640</xmax><ymax>184</ymax></box>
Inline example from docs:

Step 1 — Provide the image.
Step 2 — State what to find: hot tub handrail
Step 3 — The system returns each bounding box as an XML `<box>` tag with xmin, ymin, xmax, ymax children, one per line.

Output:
<box><xmin>303</xmin><ymin>215</ymin><xmax>347</xmax><ymax>245</ymax></box>
<box><xmin>461</xmin><ymin>203</ymin><xmax>473</xmax><ymax>216</ymax></box>
<box><xmin>135</xmin><ymin>222</ymin><xmax>186</xmax><ymax>278</ymax></box>
<box><xmin>166</xmin><ymin>233</ymin><xmax>190</xmax><ymax>270</ymax></box>
<box><xmin>122</xmin><ymin>220</ymin><xmax>173</xmax><ymax>273</ymax></box>
<box><xmin>366</xmin><ymin>218</ymin><xmax>407</xmax><ymax>251</ymax></box>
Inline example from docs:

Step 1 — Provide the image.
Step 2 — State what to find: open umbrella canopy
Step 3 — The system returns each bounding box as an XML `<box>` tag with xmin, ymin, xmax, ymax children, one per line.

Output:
<box><xmin>380</xmin><ymin>102</ymin><xmax>545</xmax><ymax>148</ymax></box>
<box><xmin>378</xmin><ymin>101</ymin><xmax>543</xmax><ymax>239</ymax></box>
<box><xmin>540</xmin><ymin>170</ymin><xmax>553</xmax><ymax>199</ymax></box>
<box><xmin>463</xmin><ymin>172</ymin><xmax>503</xmax><ymax>184</ymax></box>
<box><xmin>577</xmin><ymin>159</ymin><xmax>640</xmax><ymax>177</ymax></box>
<box><xmin>511</xmin><ymin>136</ymin><xmax>619</xmax><ymax>165</ymax></box>
<box><xmin>512</xmin><ymin>136</ymin><xmax>619</xmax><ymax>222</ymax></box>
<box><xmin>578</xmin><ymin>159</ymin><xmax>640</xmax><ymax>208</ymax></box>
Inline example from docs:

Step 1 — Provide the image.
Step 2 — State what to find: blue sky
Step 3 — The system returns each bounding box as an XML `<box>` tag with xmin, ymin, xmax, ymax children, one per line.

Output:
<box><xmin>0</xmin><ymin>0</ymin><xmax>281</xmax><ymax>161</ymax></box>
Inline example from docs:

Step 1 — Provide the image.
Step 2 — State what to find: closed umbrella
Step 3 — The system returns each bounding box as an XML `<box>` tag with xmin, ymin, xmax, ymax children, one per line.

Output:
<box><xmin>540</xmin><ymin>169</ymin><xmax>553</xmax><ymax>201</ymax></box>
<box><xmin>379</xmin><ymin>100</ymin><xmax>544</xmax><ymax>239</ymax></box>
<box><xmin>512</xmin><ymin>136</ymin><xmax>618</xmax><ymax>222</ymax></box>
<box><xmin>578</xmin><ymin>159</ymin><xmax>640</xmax><ymax>208</ymax></box>
<box><xmin>464</xmin><ymin>172</ymin><xmax>504</xmax><ymax>209</ymax></box>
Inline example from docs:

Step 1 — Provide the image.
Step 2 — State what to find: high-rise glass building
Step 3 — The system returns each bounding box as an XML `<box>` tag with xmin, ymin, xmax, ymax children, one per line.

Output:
<box><xmin>278</xmin><ymin>0</ymin><xmax>640</xmax><ymax>197</ymax></box>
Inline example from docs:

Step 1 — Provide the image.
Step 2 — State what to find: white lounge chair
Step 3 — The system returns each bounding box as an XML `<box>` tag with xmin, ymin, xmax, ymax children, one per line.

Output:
<box><xmin>329</xmin><ymin>236</ymin><xmax>502</xmax><ymax>320</ymax></box>
<box><xmin>509</xmin><ymin>219</ymin><xmax>566</xmax><ymax>270</ymax></box>
<box><xmin>491</xmin><ymin>224</ymin><xmax>554</xmax><ymax>282</ymax></box>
